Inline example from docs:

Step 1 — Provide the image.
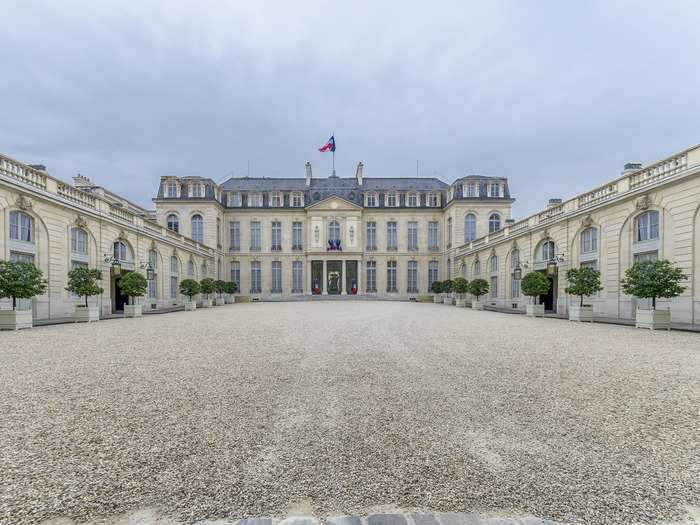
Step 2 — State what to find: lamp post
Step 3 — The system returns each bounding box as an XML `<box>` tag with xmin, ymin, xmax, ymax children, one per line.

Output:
<box><xmin>103</xmin><ymin>254</ymin><xmax>121</xmax><ymax>276</ymax></box>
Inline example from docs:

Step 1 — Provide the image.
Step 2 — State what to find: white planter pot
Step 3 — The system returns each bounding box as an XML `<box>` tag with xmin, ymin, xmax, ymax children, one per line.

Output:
<box><xmin>214</xmin><ymin>297</ymin><xmax>225</xmax><ymax>306</ymax></box>
<box><xmin>443</xmin><ymin>297</ymin><xmax>454</xmax><ymax>305</ymax></box>
<box><xmin>526</xmin><ymin>304</ymin><xmax>545</xmax><ymax>317</ymax></box>
<box><xmin>0</xmin><ymin>309</ymin><xmax>33</xmax><ymax>330</ymax></box>
<box><xmin>455</xmin><ymin>298</ymin><xmax>467</xmax><ymax>307</ymax></box>
<box><xmin>200</xmin><ymin>299</ymin><xmax>213</xmax><ymax>308</ymax></box>
<box><xmin>225</xmin><ymin>295</ymin><xmax>235</xmax><ymax>304</ymax></box>
<box><xmin>636</xmin><ymin>308</ymin><xmax>671</xmax><ymax>330</ymax></box>
<box><xmin>433</xmin><ymin>294</ymin><xmax>442</xmax><ymax>304</ymax></box>
<box><xmin>471</xmin><ymin>301</ymin><xmax>484</xmax><ymax>310</ymax></box>
<box><xmin>124</xmin><ymin>304</ymin><xmax>143</xmax><ymax>318</ymax></box>
<box><xmin>569</xmin><ymin>305</ymin><xmax>593</xmax><ymax>322</ymax></box>
<box><xmin>184</xmin><ymin>301</ymin><xmax>197</xmax><ymax>311</ymax></box>
<box><xmin>75</xmin><ymin>305</ymin><xmax>99</xmax><ymax>322</ymax></box>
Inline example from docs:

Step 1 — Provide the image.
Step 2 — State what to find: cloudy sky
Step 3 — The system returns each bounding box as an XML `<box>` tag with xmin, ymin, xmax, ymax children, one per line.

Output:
<box><xmin>2</xmin><ymin>0</ymin><xmax>699</xmax><ymax>216</ymax></box>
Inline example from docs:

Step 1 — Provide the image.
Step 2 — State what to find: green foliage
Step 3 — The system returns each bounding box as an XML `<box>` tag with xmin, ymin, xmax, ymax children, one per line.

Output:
<box><xmin>565</xmin><ymin>267</ymin><xmax>603</xmax><ymax>307</ymax></box>
<box><xmin>66</xmin><ymin>266</ymin><xmax>103</xmax><ymax>307</ymax></box>
<box><xmin>118</xmin><ymin>272</ymin><xmax>148</xmax><ymax>304</ymax></box>
<box><xmin>430</xmin><ymin>280</ymin><xmax>443</xmax><ymax>294</ymax></box>
<box><xmin>442</xmin><ymin>279</ymin><xmax>454</xmax><ymax>293</ymax></box>
<box><xmin>224</xmin><ymin>281</ymin><xmax>238</xmax><ymax>294</ymax></box>
<box><xmin>179</xmin><ymin>279</ymin><xmax>200</xmax><ymax>300</ymax></box>
<box><xmin>468</xmin><ymin>278</ymin><xmax>489</xmax><ymax>300</ymax></box>
<box><xmin>520</xmin><ymin>272</ymin><xmax>550</xmax><ymax>304</ymax></box>
<box><xmin>0</xmin><ymin>260</ymin><xmax>48</xmax><ymax>309</ymax></box>
<box><xmin>621</xmin><ymin>259</ymin><xmax>687</xmax><ymax>309</ymax></box>
<box><xmin>199</xmin><ymin>277</ymin><xmax>215</xmax><ymax>297</ymax></box>
<box><xmin>213</xmin><ymin>279</ymin><xmax>227</xmax><ymax>295</ymax></box>
<box><xmin>452</xmin><ymin>277</ymin><xmax>469</xmax><ymax>294</ymax></box>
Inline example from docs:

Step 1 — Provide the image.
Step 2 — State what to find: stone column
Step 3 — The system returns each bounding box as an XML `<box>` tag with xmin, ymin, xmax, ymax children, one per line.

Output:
<box><xmin>341</xmin><ymin>260</ymin><xmax>347</xmax><ymax>295</ymax></box>
<box><xmin>322</xmin><ymin>259</ymin><xmax>328</xmax><ymax>295</ymax></box>
<box><xmin>357</xmin><ymin>259</ymin><xmax>362</xmax><ymax>295</ymax></box>
<box><xmin>307</xmin><ymin>260</ymin><xmax>312</xmax><ymax>295</ymax></box>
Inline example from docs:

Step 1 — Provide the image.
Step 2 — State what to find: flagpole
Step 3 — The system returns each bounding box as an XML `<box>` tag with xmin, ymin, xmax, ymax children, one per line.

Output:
<box><xmin>332</xmin><ymin>131</ymin><xmax>335</xmax><ymax>176</ymax></box>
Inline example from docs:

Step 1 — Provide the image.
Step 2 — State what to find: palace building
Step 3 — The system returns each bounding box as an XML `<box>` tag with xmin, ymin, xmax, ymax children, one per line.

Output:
<box><xmin>1</xmin><ymin>144</ymin><xmax>699</xmax><ymax>324</ymax></box>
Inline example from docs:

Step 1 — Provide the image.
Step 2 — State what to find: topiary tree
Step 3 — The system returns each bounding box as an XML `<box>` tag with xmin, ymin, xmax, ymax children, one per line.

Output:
<box><xmin>179</xmin><ymin>279</ymin><xmax>200</xmax><ymax>301</ymax></box>
<box><xmin>565</xmin><ymin>267</ymin><xmax>603</xmax><ymax>307</ymax></box>
<box><xmin>199</xmin><ymin>277</ymin><xmax>215</xmax><ymax>298</ymax></box>
<box><xmin>442</xmin><ymin>279</ymin><xmax>454</xmax><ymax>294</ymax></box>
<box><xmin>621</xmin><ymin>259</ymin><xmax>687</xmax><ymax>310</ymax></box>
<box><xmin>430</xmin><ymin>280</ymin><xmax>443</xmax><ymax>294</ymax></box>
<box><xmin>468</xmin><ymin>278</ymin><xmax>489</xmax><ymax>302</ymax></box>
<box><xmin>521</xmin><ymin>272</ymin><xmax>550</xmax><ymax>304</ymax></box>
<box><xmin>66</xmin><ymin>266</ymin><xmax>103</xmax><ymax>307</ymax></box>
<box><xmin>224</xmin><ymin>281</ymin><xmax>238</xmax><ymax>295</ymax></box>
<box><xmin>118</xmin><ymin>272</ymin><xmax>148</xmax><ymax>305</ymax></box>
<box><xmin>0</xmin><ymin>260</ymin><xmax>48</xmax><ymax>309</ymax></box>
<box><xmin>452</xmin><ymin>277</ymin><xmax>469</xmax><ymax>295</ymax></box>
<box><xmin>214</xmin><ymin>279</ymin><xmax>227</xmax><ymax>298</ymax></box>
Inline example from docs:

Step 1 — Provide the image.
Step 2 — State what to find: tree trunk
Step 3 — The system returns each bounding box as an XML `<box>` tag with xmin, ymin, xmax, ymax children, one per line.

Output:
<box><xmin>12</xmin><ymin>296</ymin><xmax>16</xmax><ymax>309</ymax></box>
<box><xmin>652</xmin><ymin>296</ymin><xmax>656</xmax><ymax>310</ymax></box>
<box><xmin>580</xmin><ymin>295</ymin><xmax>584</xmax><ymax>307</ymax></box>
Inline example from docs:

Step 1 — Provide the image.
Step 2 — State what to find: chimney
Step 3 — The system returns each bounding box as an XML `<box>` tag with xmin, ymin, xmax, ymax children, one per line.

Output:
<box><xmin>355</xmin><ymin>161</ymin><xmax>364</xmax><ymax>186</ymax></box>
<box><xmin>305</xmin><ymin>161</ymin><xmax>312</xmax><ymax>186</ymax></box>
<box><xmin>622</xmin><ymin>162</ymin><xmax>642</xmax><ymax>175</ymax></box>
<box><xmin>547</xmin><ymin>198</ymin><xmax>562</xmax><ymax>208</ymax></box>
<box><xmin>73</xmin><ymin>174</ymin><xmax>94</xmax><ymax>188</ymax></box>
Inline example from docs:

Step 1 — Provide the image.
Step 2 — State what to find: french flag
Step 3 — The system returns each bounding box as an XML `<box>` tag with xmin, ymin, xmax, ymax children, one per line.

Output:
<box><xmin>318</xmin><ymin>135</ymin><xmax>335</xmax><ymax>152</ymax></box>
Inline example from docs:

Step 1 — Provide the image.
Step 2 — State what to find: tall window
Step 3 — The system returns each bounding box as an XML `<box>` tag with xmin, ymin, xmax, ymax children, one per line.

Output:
<box><xmin>489</xmin><ymin>256</ymin><xmax>498</xmax><ymax>298</ymax></box>
<box><xmin>581</xmin><ymin>228</ymin><xmax>597</xmax><ymax>254</ymax></box>
<box><xmin>230</xmin><ymin>261</ymin><xmax>240</xmax><ymax>289</ymax></box>
<box><xmin>387</xmin><ymin>222</ymin><xmax>397</xmax><ymax>250</ymax></box>
<box><xmin>291</xmin><ymin>193</ymin><xmax>303</xmax><ymax>207</ymax></box>
<box><xmin>70</xmin><ymin>228</ymin><xmax>87</xmax><ymax>255</ymax></box>
<box><xmin>366</xmin><ymin>193</ymin><xmax>377</xmax><ymax>207</ymax></box>
<box><xmin>230</xmin><ymin>221</ymin><xmax>240</xmax><ymax>251</ymax></box>
<box><xmin>191</xmin><ymin>184</ymin><xmax>203</xmax><ymax>197</ymax></box>
<box><xmin>447</xmin><ymin>258</ymin><xmax>451</xmax><ymax>279</ymax></box>
<box><xmin>292</xmin><ymin>222</ymin><xmax>303</xmax><ymax>250</ymax></box>
<box><xmin>447</xmin><ymin>217</ymin><xmax>452</xmax><ymax>248</ymax></box>
<box><xmin>248</xmin><ymin>193</ymin><xmax>262</xmax><ymax>207</ymax></box>
<box><xmin>407</xmin><ymin>221</ymin><xmax>418</xmax><ymax>250</ymax></box>
<box><xmin>250</xmin><ymin>222</ymin><xmax>261</xmax><ymax>250</ymax></box>
<box><xmin>191</xmin><ymin>214</ymin><xmax>204</xmax><ymax>243</ymax></box>
<box><xmin>464</xmin><ymin>214</ymin><xmax>476</xmax><ymax>243</ymax></box>
<box><xmin>386</xmin><ymin>193</ymin><xmax>397</xmax><ymax>207</ymax></box>
<box><xmin>166</xmin><ymin>214</ymin><xmax>179</xmax><ymax>233</ymax></box>
<box><xmin>511</xmin><ymin>250</ymin><xmax>520</xmax><ymax>298</ymax></box>
<box><xmin>427</xmin><ymin>193</ymin><xmax>439</xmax><ymax>207</ymax></box>
<box><xmin>250</xmin><ymin>261</ymin><xmax>261</xmax><ymax>293</ymax></box>
<box><xmin>474</xmin><ymin>260</ymin><xmax>481</xmax><ymax>276</ymax></box>
<box><xmin>428</xmin><ymin>221</ymin><xmax>438</xmax><ymax>250</ymax></box>
<box><xmin>188</xmin><ymin>260</ymin><xmax>195</xmax><ymax>278</ymax></box>
<box><xmin>328</xmin><ymin>221</ymin><xmax>340</xmax><ymax>242</ymax></box>
<box><xmin>366</xmin><ymin>261</ymin><xmax>377</xmax><ymax>292</ymax></box>
<box><xmin>407</xmin><ymin>261</ymin><xmax>418</xmax><ymax>293</ymax></box>
<box><xmin>229</xmin><ymin>192</ymin><xmax>241</xmax><ymax>207</ymax></box>
<box><xmin>466</xmin><ymin>183</ymin><xmax>477</xmax><ymax>197</ymax></box>
<box><xmin>408</xmin><ymin>193</ymin><xmax>418</xmax><ymax>207</ymax></box>
<box><xmin>271</xmin><ymin>261</ymin><xmax>282</xmax><ymax>293</ymax></box>
<box><xmin>113</xmin><ymin>241</ymin><xmax>130</xmax><ymax>261</ymax></box>
<box><xmin>386</xmin><ymin>261</ymin><xmax>397</xmax><ymax>292</ymax></box>
<box><xmin>170</xmin><ymin>256</ymin><xmax>179</xmax><ymax>299</ymax></box>
<box><xmin>165</xmin><ymin>182</ymin><xmax>177</xmax><ymax>198</ymax></box>
<box><xmin>271</xmin><ymin>221</ymin><xmax>282</xmax><ymax>250</ymax></box>
<box><xmin>148</xmin><ymin>250</ymin><xmax>158</xmax><ymax>299</ymax></box>
<box><xmin>292</xmin><ymin>261</ymin><xmax>303</xmax><ymax>293</ymax></box>
<box><xmin>216</xmin><ymin>218</ymin><xmax>221</xmax><ymax>247</ymax></box>
<box><xmin>541</xmin><ymin>240</ymin><xmax>555</xmax><ymax>262</ymax></box>
<box><xmin>428</xmin><ymin>261</ymin><xmax>438</xmax><ymax>290</ymax></box>
<box><xmin>270</xmin><ymin>193</ymin><xmax>282</xmax><ymax>207</ymax></box>
<box><xmin>366</xmin><ymin>222</ymin><xmax>377</xmax><ymax>250</ymax></box>
<box><xmin>488</xmin><ymin>213</ymin><xmax>501</xmax><ymax>233</ymax></box>
<box><xmin>635</xmin><ymin>211</ymin><xmax>659</xmax><ymax>242</ymax></box>
<box><xmin>9</xmin><ymin>211</ymin><xmax>33</xmax><ymax>242</ymax></box>
<box><xmin>489</xmin><ymin>183</ymin><xmax>500</xmax><ymax>197</ymax></box>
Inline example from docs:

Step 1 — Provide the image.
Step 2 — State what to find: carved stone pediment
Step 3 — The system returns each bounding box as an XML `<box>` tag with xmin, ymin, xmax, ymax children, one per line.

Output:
<box><xmin>16</xmin><ymin>195</ymin><xmax>32</xmax><ymax>210</ymax></box>
<box><xmin>635</xmin><ymin>195</ymin><xmax>652</xmax><ymax>210</ymax></box>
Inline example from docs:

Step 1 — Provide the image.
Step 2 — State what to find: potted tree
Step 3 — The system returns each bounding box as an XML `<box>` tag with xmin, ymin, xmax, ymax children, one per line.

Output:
<box><xmin>468</xmin><ymin>278</ymin><xmax>489</xmax><ymax>310</ymax></box>
<box><xmin>442</xmin><ymin>279</ymin><xmax>454</xmax><ymax>305</ymax></box>
<box><xmin>0</xmin><ymin>260</ymin><xmax>47</xmax><ymax>330</ymax></box>
<box><xmin>213</xmin><ymin>279</ymin><xmax>227</xmax><ymax>306</ymax></box>
<box><xmin>565</xmin><ymin>267</ymin><xmax>603</xmax><ymax>322</ymax></box>
<box><xmin>224</xmin><ymin>281</ymin><xmax>238</xmax><ymax>304</ymax></box>
<box><xmin>118</xmin><ymin>272</ymin><xmax>148</xmax><ymax>318</ymax></box>
<box><xmin>431</xmin><ymin>280</ymin><xmax>443</xmax><ymax>303</ymax></box>
<box><xmin>66</xmin><ymin>266</ymin><xmax>103</xmax><ymax>322</ymax></box>
<box><xmin>199</xmin><ymin>277</ymin><xmax>215</xmax><ymax>307</ymax></box>
<box><xmin>179</xmin><ymin>279</ymin><xmax>200</xmax><ymax>311</ymax></box>
<box><xmin>621</xmin><ymin>259</ymin><xmax>687</xmax><ymax>330</ymax></box>
<box><xmin>453</xmin><ymin>277</ymin><xmax>469</xmax><ymax>307</ymax></box>
<box><xmin>521</xmin><ymin>272</ymin><xmax>550</xmax><ymax>317</ymax></box>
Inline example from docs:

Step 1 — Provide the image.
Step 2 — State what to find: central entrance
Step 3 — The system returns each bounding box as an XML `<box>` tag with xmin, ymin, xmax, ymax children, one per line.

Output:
<box><xmin>327</xmin><ymin>261</ymin><xmax>342</xmax><ymax>294</ymax></box>
<box><xmin>537</xmin><ymin>270</ymin><xmax>557</xmax><ymax>312</ymax></box>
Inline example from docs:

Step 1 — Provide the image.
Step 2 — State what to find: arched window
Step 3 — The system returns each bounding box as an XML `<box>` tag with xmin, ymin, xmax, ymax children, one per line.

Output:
<box><xmin>488</xmin><ymin>213</ymin><xmax>501</xmax><ymax>233</ymax></box>
<box><xmin>540</xmin><ymin>240</ymin><xmax>555</xmax><ymax>262</ymax></box>
<box><xmin>9</xmin><ymin>211</ymin><xmax>33</xmax><ymax>242</ymax></box>
<box><xmin>166</xmin><ymin>214</ymin><xmax>179</xmax><ymax>233</ymax></box>
<box><xmin>464</xmin><ymin>214</ymin><xmax>476</xmax><ymax>243</ymax></box>
<box><xmin>510</xmin><ymin>249</ymin><xmax>520</xmax><ymax>298</ymax></box>
<box><xmin>328</xmin><ymin>221</ymin><xmax>340</xmax><ymax>242</ymax></box>
<box><xmin>489</xmin><ymin>255</ymin><xmax>498</xmax><ymax>273</ymax></box>
<box><xmin>580</xmin><ymin>228</ymin><xmax>597</xmax><ymax>254</ymax></box>
<box><xmin>188</xmin><ymin>260</ymin><xmax>195</xmax><ymax>277</ymax></box>
<box><xmin>191</xmin><ymin>214</ymin><xmax>204</xmax><ymax>243</ymax></box>
<box><xmin>169</xmin><ymin>256</ymin><xmax>179</xmax><ymax>299</ymax></box>
<box><xmin>113</xmin><ymin>241</ymin><xmax>131</xmax><ymax>261</ymax></box>
<box><xmin>635</xmin><ymin>211</ymin><xmax>659</xmax><ymax>242</ymax></box>
<box><xmin>474</xmin><ymin>260</ymin><xmax>481</xmax><ymax>275</ymax></box>
<box><xmin>70</xmin><ymin>228</ymin><xmax>88</xmax><ymax>255</ymax></box>
<box><xmin>489</xmin><ymin>256</ymin><xmax>498</xmax><ymax>298</ymax></box>
<box><xmin>148</xmin><ymin>250</ymin><xmax>158</xmax><ymax>299</ymax></box>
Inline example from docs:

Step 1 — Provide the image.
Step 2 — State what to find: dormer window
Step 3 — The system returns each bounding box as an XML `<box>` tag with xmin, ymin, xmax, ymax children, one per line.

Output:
<box><xmin>489</xmin><ymin>183</ymin><xmax>500</xmax><ymax>198</ymax></box>
<box><xmin>166</xmin><ymin>182</ymin><xmax>178</xmax><ymax>198</ymax></box>
<box><xmin>427</xmin><ymin>193</ymin><xmax>439</xmax><ymax>207</ymax></box>
<box><xmin>190</xmin><ymin>184</ymin><xmax>204</xmax><ymax>198</ymax></box>
<box><xmin>270</xmin><ymin>192</ymin><xmax>283</xmax><ymax>207</ymax></box>
<box><xmin>407</xmin><ymin>193</ymin><xmax>418</xmax><ymax>207</ymax></box>
<box><xmin>249</xmin><ymin>193</ymin><xmax>262</xmax><ymax>207</ymax></box>
<box><xmin>365</xmin><ymin>193</ymin><xmax>378</xmax><ymax>207</ymax></box>
<box><xmin>229</xmin><ymin>192</ymin><xmax>242</xmax><ymax>207</ymax></box>
<box><xmin>386</xmin><ymin>193</ymin><xmax>398</xmax><ymax>207</ymax></box>
<box><xmin>291</xmin><ymin>192</ymin><xmax>303</xmax><ymax>207</ymax></box>
<box><xmin>465</xmin><ymin>183</ymin><xmax>477</xmax><ymax>197</ymax></box>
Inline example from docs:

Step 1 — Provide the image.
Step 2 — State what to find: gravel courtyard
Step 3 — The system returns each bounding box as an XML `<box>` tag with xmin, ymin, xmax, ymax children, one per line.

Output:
<box><xmin>1</xmin><ymin>302</ymin><xmax>698</xmax><ymax>525</ymax></box>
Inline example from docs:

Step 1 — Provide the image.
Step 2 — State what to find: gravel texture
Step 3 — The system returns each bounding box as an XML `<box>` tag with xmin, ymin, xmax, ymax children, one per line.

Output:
<box><xmin>0</xmin><ymin>301</ymin><xmax>698</xmax><ymax>525</ymax></box>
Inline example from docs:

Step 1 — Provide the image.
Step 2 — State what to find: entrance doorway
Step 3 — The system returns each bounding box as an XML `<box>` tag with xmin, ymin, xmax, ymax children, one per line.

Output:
<box><xmin>345</xmin><ymin>261</ymin><xmax>358</xmax><ymax>294</ymax></box>
<box><xmin>538</xmin><ymin>271</ymin><xmax>557</xmax><ymax>312</ymax></box>
<box><xmin>112</xmin><ymin>270</ymin><xmax>130</xmax><ymax>312</ymax></box>
<box><xmin>327</xmin><ymin>261</ymin><xmax>342</xmax><ymax>294</ymax></box>
<box><xmin>311</xmin><ymin>261</ymin><xmax>323</xmax><ymax>294</ymax></box>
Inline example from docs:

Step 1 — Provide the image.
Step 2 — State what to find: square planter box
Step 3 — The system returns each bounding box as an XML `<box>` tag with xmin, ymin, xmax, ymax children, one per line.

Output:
<box><xmin>433</xmin><ymin>294</ymin><xmax>443</xmax><ymax>304</ymax></box>
<box><xmin>526</xmin><ymin>304</ymin><xmax>545</xmax><ymax>317</ymax></box>
<box><xmin>225</xmin><ymin>295</ymin><xmax>235</xmax><ymax>304</ymax></box>
<box><xmin>569</xmin><ymin>305</ymin><xmax>593</xmax><ymax>322</ymax></box>
<box><xmin>471</xmin><ymin>302</ymin><xmax>484</xmax><ymax>310</ymax></box>
<box><xmin>184</xmin><ymin>301</ymin><xmax>197</xmax><ymax>311</ymax></box>
<box><xmin>124</xmin><ymin>304</ymin><xmax>143</xmax><ymax>318</ymax></box>
<box><xmin>214</xmin><ymin>297</ymin><xmax>225</xmax><ymax>306</ymax></box>
<box><xmin>443</xmin><ymin>297</ymin><xmax>454</xmax><ymax>305</ymax></box>
<box><xmin>0</xmin><ymin>309</ymin><xmax>33</xmax><ymax>330</ymax></box>
<box><xmin>75</xmin><ymin>305</ymin><xmax>99</xmax><ymax>322</ymax></box>
<box><xmin>455</xmin><ymin>298</ymin><xmax>467</xmax><ymax>307</ymax></box>
<box><xmin>200</xmin><ymin>299</ymin><xmax>213</xmax><ymax>308</ymax></box>
<box><xmin>636</xmin><ymin>308</ymin><xmax>671</xmax><ymax>330</ymax></box>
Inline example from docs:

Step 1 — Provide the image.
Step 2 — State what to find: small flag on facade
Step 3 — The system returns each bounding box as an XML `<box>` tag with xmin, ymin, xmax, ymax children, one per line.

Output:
<box><xmin>318</xmin><ymin>135</ymin><xmax>335</xmax><ymax>152</ymax></box>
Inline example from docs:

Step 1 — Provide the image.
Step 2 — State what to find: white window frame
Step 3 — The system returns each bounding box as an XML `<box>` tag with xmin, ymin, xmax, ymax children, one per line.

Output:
<box><xmin>386</xmin><ymin>193</ymin><xmax>398</xmax><ymax>207</ymax></box>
